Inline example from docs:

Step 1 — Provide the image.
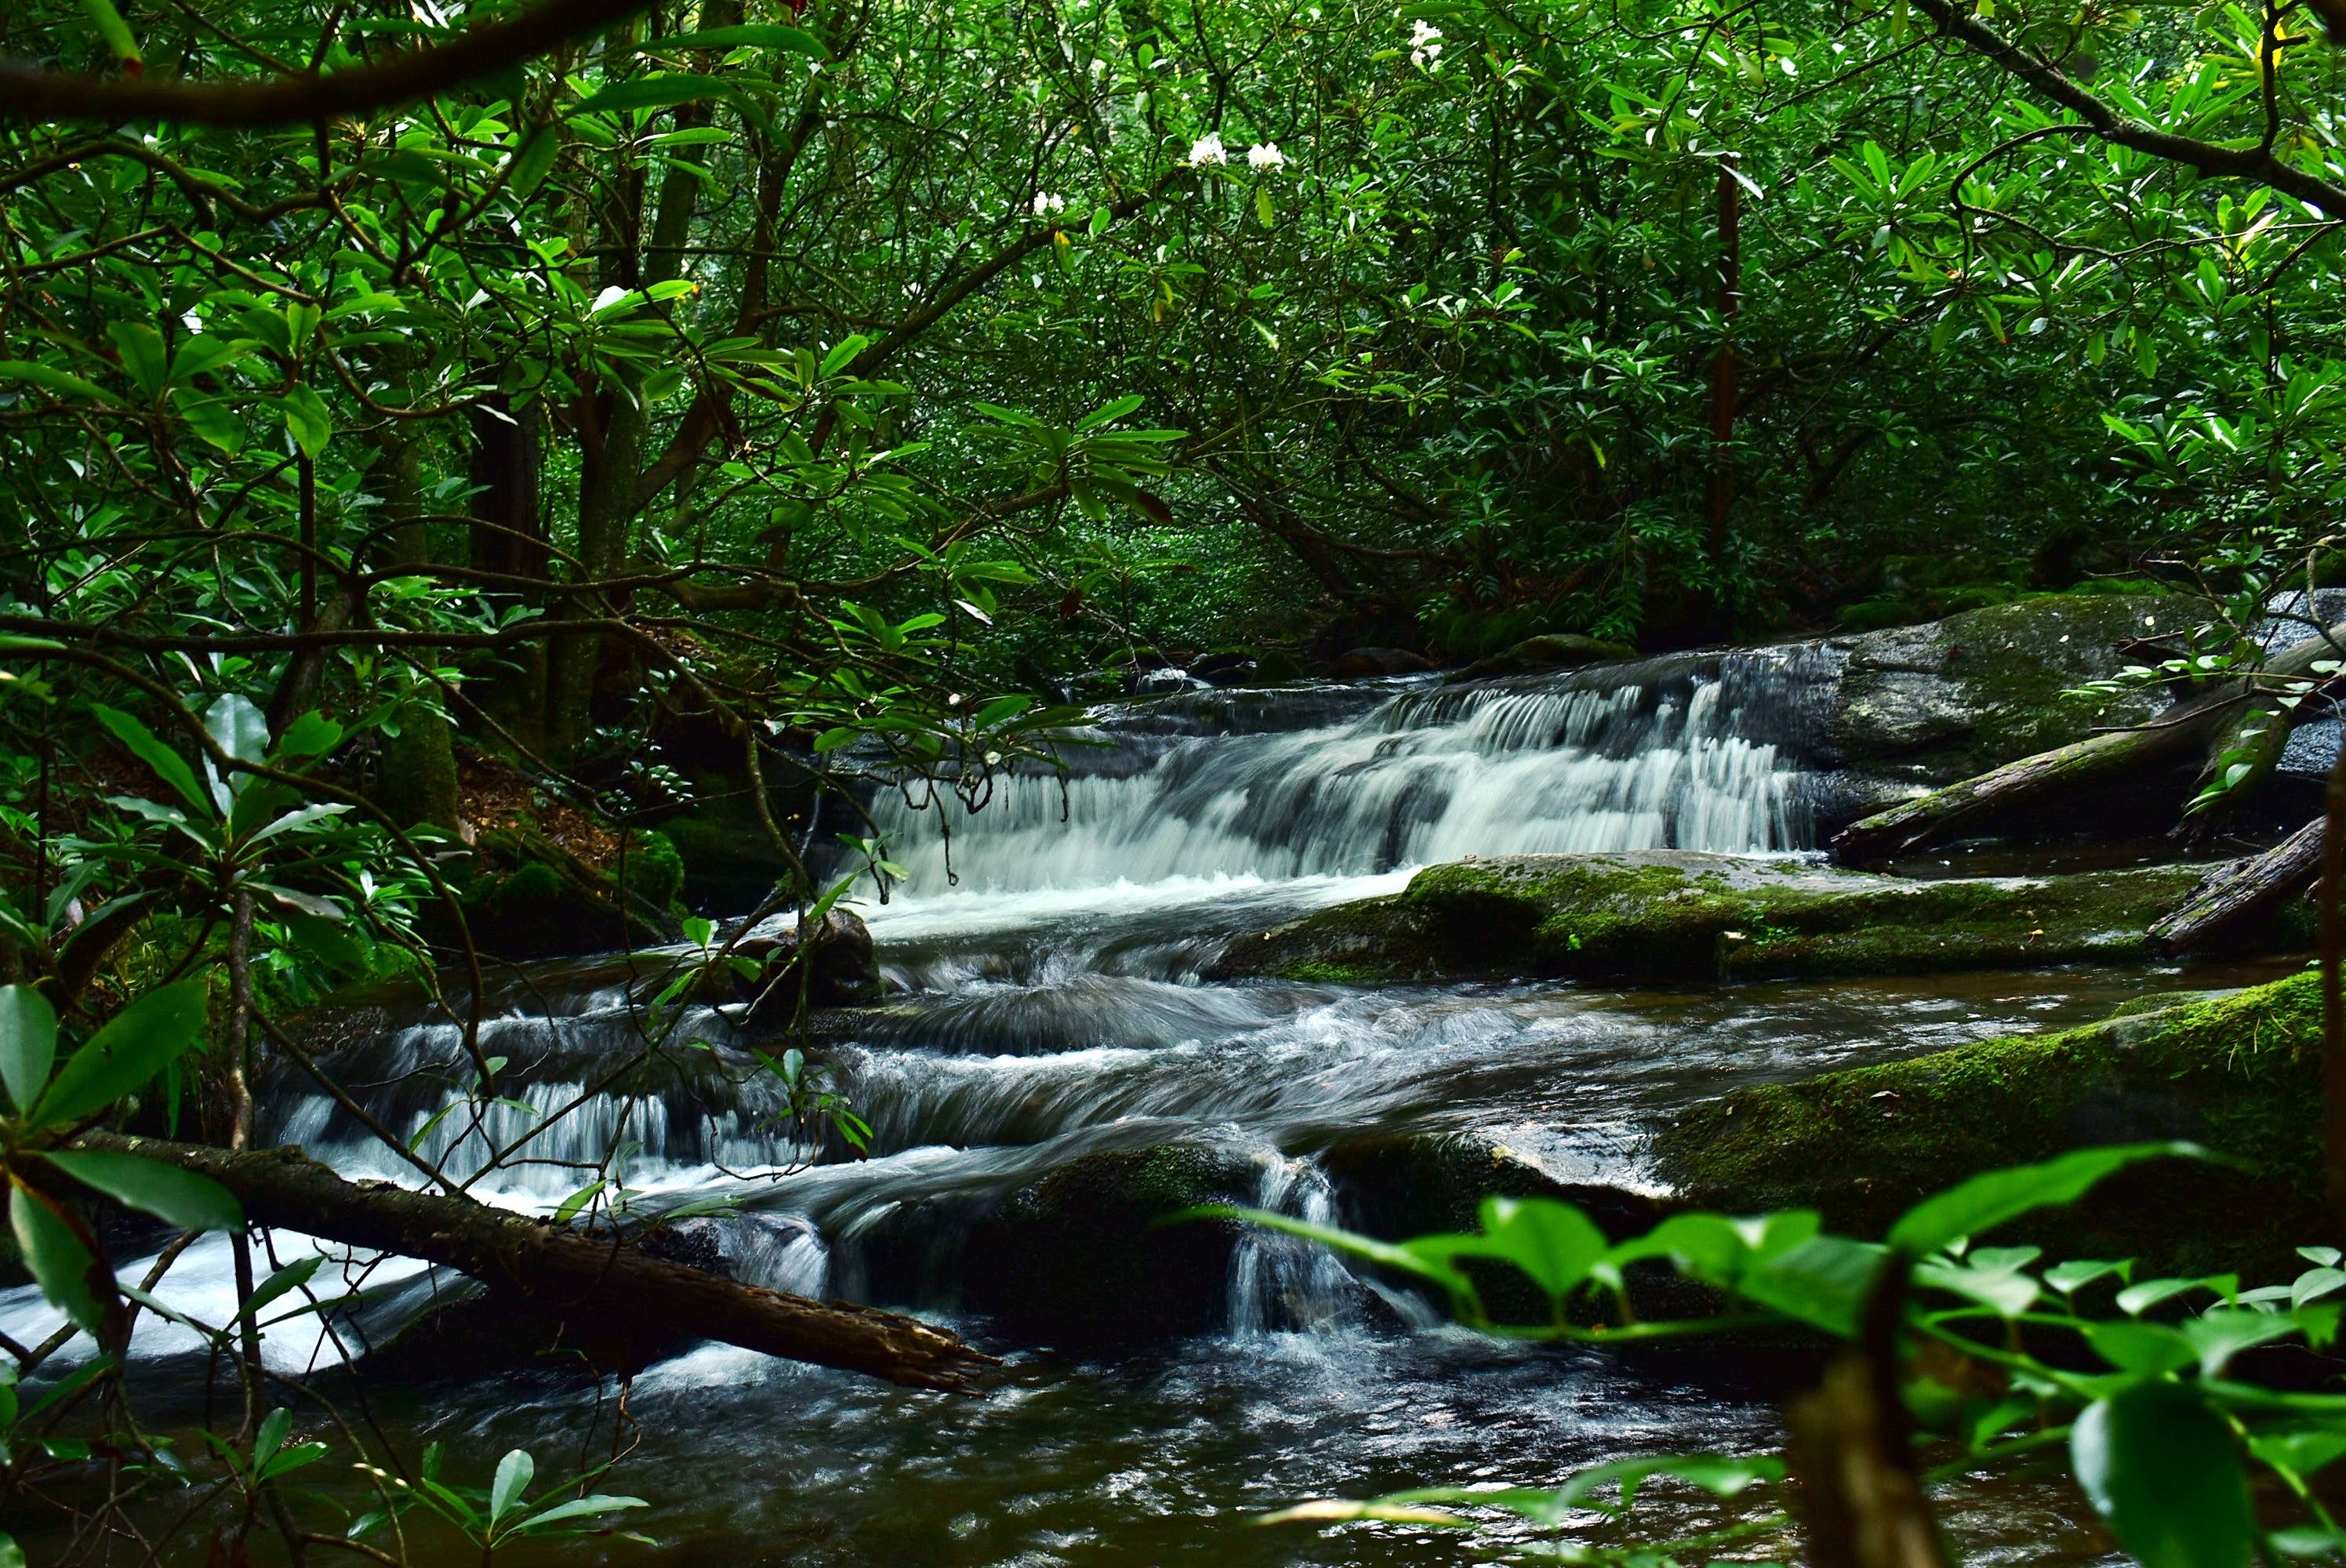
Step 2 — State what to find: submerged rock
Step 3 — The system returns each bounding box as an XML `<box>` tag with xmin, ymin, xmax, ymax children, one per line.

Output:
<box><xmin>961</xmin><ymin>1142</ymin><xmax>1258</xmax><ymax>1340</ymax></box>
<box><xmin>1207</xmin><ymin>851</ymin><xmax>2239</xmax><ymax>986</ymax></box>
<box><xmin>1446</xmin><ymin>633</ymin><xmax>1636</xmax><ymax>684</ymax></box>
<box><xmin>1655</xmin><ymin>974</ymin><xmax>2326</xmax><ymax>1279</ymax></box>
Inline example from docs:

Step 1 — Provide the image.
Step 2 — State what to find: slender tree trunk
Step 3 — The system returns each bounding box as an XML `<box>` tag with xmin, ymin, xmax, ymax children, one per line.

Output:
<box><xmin>1708</xmin><ymin>154</ymin><xmax>1740</xmax><ymax>560</ymax></box>
<box><xmin>374</xmin><ymin>430</ymin><xmax>463</xmax><ymax>828</ymax></box>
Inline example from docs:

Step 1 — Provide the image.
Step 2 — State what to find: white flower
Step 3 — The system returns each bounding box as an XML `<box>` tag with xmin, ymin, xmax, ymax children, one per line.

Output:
<box><xmin>1186</xmin><ymin>132</ymin><xmax>1227</xmax><ymax>166</ymax></box>
<box><xmin>1408</xmin><ymin>17</ymin><xmax>1443</xmax><ymax>46</ymax></box>
<box><xmin>1030</xmin><ymin>191</ymin><xmax>1066</xmax><ymax>216</ymax></box>
<box><xmin>1247</xmin><ymin>141</ymin><xmax>1286</xmax><ymax>170</ymax></box>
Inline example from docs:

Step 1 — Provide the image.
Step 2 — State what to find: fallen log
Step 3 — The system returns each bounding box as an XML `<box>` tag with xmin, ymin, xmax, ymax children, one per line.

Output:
<box><xmin>70</xmin><ymin>1134</ymin><xmax>993</xmax><ymax>1392</ymax></box>
<box><xmin>2149</xmin><ymin>818</ymin><xmax>2323</xmax><ymax>956</ymax></box>
<box><xmin>1833</xmin><ymin>618</ymin><xmax>2346</xmax><ymax>866</ymax></box>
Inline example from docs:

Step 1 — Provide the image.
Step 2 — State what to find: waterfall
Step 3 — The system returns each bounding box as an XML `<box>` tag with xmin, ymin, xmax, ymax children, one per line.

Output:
<box><xmin>1228</xmin><ymin>1152</ymin><xmax>1359</xmax><ymax>1336</ymax></box>
<box><xmin>867</xmin><ymin>650</ymin><xmax>1823</xmax><ymax>895</ymax></box>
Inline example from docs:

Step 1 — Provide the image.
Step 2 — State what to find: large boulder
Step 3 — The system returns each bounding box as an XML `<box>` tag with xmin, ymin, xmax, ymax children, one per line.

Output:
<box><xmin>1207</xmin><ymin>851</ymin><xmax>2238</xmax><ymax>986</ymax></box>
<box><xmin>1825</xmin><ymin>593</ymin><xmax>2206</xmax><ymax>789</ymax></box>
<box><xmin>1655</xmin><ymin>975</ymin><xmax>2325</xmax><ymax>1280</ymax></box>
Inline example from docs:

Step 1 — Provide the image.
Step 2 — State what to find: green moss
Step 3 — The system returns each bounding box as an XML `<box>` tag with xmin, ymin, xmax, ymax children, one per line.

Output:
<box><xmin>617</xmin><ymin>829</ymin><xmax>685</xmax><ymax>910</ymax></box>
<box><xmin>1211</xmin><ymin>851</ymin><xmax>2232</xmax><ymax>988</ymax></box>
<box><xmin>1656</xmin><ymin>974</ymin><xmax>2326</xmax><ymax>1277</ymax></box>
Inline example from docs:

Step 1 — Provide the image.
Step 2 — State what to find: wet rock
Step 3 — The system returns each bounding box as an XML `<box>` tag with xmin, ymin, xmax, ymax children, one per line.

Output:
<box><xmin>961</xmin><ymin>1142</ymin><xmax>1258</xmax><ymax>1341</ymax></box>
<box><xmin>1207</xmin><ymin>850</ymin><xmax>2230</xmax><ymax>986</ymax></box>
<box><xmin>1319</xmin><ymin>1130</ymin><xmax>1692</xmax><ymax>1324</ymax></box>
<box><xmin>1324</xmin><ymin>646</ymin><xmax>1433</xmax><ymax>678</ymax></box>
<box><xmin>1825</xmin><ymin>593</ymin><xmax>2208</xmax><ymax>787</ymax></box>
<box><xmin>1446</xmin><ymin>633</ymin><xmax>1636</xmax><ymax>684</ymax></box>
<box><xmin>735</xmin><ymin>911</ymin><xmax>882</xmax><ymax>1010</ymax></box>
<box><xmin>1656</xmin><ymin>975</ymin><xmax>2327</xmax><ymax>1280</ymax></box>
<box><xmin>1131</xmin><ymin>666</ymin><xmax>1208</xmax><ymax>695</ymax></box>
<box><xmin>1188</xmin><ymin>651</ymin><xmax>1260</xmax><ymax>686</ymax></box>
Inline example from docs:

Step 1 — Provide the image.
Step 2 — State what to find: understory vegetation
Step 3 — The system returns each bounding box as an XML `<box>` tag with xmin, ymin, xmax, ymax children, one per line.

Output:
<box><xmin>5</xmin><ymin>0</ymin><xmax>2346</xmax><ymax>1561</ymax></box>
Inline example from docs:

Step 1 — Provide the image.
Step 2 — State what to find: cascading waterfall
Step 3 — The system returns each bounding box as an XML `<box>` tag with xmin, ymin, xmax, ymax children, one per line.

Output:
<box><xmin>866</xmin><ymin>649</ymin><xmax>1825</xmax><ymax>895</ymax></box>
<box><xmin>1228</xmin><ymin>1152</ymin><xmax>1358</xmax><ymax>1336</ymax></box>
<box><xmin>0</xmin><ymin>649</ymin><xmax>1856</xmax><ymax>1380</ymax></box>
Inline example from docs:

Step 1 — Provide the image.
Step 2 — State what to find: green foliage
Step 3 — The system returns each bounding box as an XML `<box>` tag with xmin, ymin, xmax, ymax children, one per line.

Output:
<box><xmin>1228</xmin><ymin>1145</ymin><xmax>2346</xmax><ymax>1566</ymax></box>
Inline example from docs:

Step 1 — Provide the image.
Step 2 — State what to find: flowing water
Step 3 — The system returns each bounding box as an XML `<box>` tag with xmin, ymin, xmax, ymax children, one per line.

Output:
<box><xmin>1</xmin><ymin>652</ymin><xmax>2268</xmax><ymax>1563</ymax></box>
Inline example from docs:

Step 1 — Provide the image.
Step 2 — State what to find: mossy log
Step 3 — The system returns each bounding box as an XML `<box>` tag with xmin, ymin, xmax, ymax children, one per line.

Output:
<box><xmin>73</xmin><ymin>1134</ymin><xmax>993</xmax><ymax>1390</ymax></box>
<box><xmin>1832</xmin><ymin>618</ymin><xmax>2346</xmax><ymax>866</ymax></box>
<box><xmin>1654</xmin><ymin>975</ymin><xmax>2326</xmax><ymax>1279</ymax></box>
<box><xmin>2150</xmin><ymin>819</ymin><xmax>2323</xmax><ymax>955</ymax></box>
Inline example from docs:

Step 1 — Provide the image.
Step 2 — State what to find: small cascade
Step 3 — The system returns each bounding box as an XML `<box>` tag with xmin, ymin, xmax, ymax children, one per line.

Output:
<box><xmin>867</xmin><ymin>649</ymin><xmax>1826</xmax><ymax>895</ymax></box>
<box><xmin>1228</xmin><ymin>1152</ymin><xmax>1359</xmax><ymax>1336</ymax></box>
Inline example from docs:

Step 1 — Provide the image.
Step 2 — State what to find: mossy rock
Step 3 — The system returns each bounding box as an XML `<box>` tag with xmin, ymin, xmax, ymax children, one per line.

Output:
<box><xmin>1447</xmin><ymin>633</ymin><xmax>1636</xmax><ymax>684</ymax></box>
<box><xmin>961</xmin><ymin>1142</ymin><xmax>1258</xmax><ymax>1341</ymax></box>
<box><xmin>1208</xmin><ymin>851</ymin><xmax>2227</xmax><ymax>986</ymax></box>
<box><xmin>1654</xmin><ymin>974</ymin><xmax>2327</xmax><ymax>1279</ymax></box>
<box><xmin>657</xmin><ymin>802</ymin><xmax>802</xmax><ymax>915</ymax></box>
<box><xmin>1830</xmin><ymin>593</ymin><xmax>2210</xmax><ymax>785</ymax></box>
<box><xmin>615</xmin><ymin>829</ymin><xmax>685</xmax><ymax>911</ymax></box>
<box><xmin>448</xmin><ymin>822</ymin><xmax>678</xmax><ymax>960</ymax></box>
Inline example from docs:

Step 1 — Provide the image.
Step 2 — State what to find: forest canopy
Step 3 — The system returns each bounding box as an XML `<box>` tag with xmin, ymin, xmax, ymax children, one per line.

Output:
<box><xmin>5</xmin><ymin>0</ymin><xmax>2346</xmax><ymax>1561</ymax></box>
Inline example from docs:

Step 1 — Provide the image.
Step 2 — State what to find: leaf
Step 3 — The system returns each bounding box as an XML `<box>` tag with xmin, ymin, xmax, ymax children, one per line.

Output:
<box><xmin>821</xmin><ymin>335</ymin><xmax>870</xmax><ymax>376</ymax></box>
<box><xmin>276</xmin><ymin>386</ymin><xmax>332</xmax><ymax>458</ymax></box>
<box><xmin>0</xmin><ymin>360</ymin><xmax>112</xmax><ymax>403</ymax></box>
<box><xmin>650</xmin><ymin>22</ymin><xmax>826</xmax><ymax>57</ymax></box>
<box><xmin>1887</xmin><ymin>1143</ymin><xmax>2203</xmax><ymax>1255</ymax></box>
<box><xmin>203</xmin><ymin>694</ymin><xmax>268</xmax><ymax>811</ymax></box>
<box><xmin>35</xmin><ymin>980</ymin><xmax>209</xmax><ymax>1128</ymax></box>
<box><xmin>90</xmin><ymin>704</ymin><xmax>210</xmax><ymax>815</ymax></box>
<box><xmin>1735</xmin><ymin>1233</ymin><xmax>1886</xmax><ymax>1337</ymax></box>
<box><xmin>271</xmin><ymin>710</ymin><xmax>343</xmax><ymax>762</ymax></box>
<box><xmin>0</xmin><ymin>985</ymin><xmax>59</xmax><ymax>1118</ymax></box>
<box><xmin>10</xmin><ymin>1181</ymin><xmax>104</xmax><ymax>1332</ymax></box>
<box><xmin>2081</xmin><ymin>1320</ymin><xmax>2196</xmax><ymax>1376</ymax></box>
<box><xmin>255</xmin><ymin>1406</ymin><xmax>290</xmax><ymax>1469</ymax></box>
<box><xmin>2072</xmin><ymin>1380</ymin><xmax>2253</xmax><ymax>1568</ymax></box>
<box><xmin>1474</xmin><ymin>1196</ymin><xmax>1607</xmax><ymax>1301</ymax></box>
<box><xmin>39</xmin><ymin>1149</ymin><xmax>242</xmax><ymax>1232</ymax></box>
<box><xmin>238</xmin><ymin>1255</ymin><xmax>323</xmax><ymax>1323</ymax></box>
<box><xmin>490</xmin><ymin>1448</ymin><xmax>535</xmax><ymax>1524</ymax></box>
<box><xmin>512</xmin><ymin>1493</ymin><xmax>649</xmax><ymax>1534</ymax></box>
<box><xmin>505</xmin><ymin>125</ymin><xmax>560</xmax><ymax>198</ymax></box>
<box><xmin>573</xmin><ymin>74</ymin><xmax>735</xmax><ymax>114</ymax></box>
<box><xmin>2181</xmin><ymin>1308</ymin><xmax>2296</xmax><ymax>1376</ymax></box>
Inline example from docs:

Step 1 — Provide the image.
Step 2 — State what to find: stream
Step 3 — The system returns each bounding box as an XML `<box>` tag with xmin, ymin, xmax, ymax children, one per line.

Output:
<box><xmin>0</xmin><ymin>653</ymin><xmax>2275</xmax><ymax>1563</ymax></box>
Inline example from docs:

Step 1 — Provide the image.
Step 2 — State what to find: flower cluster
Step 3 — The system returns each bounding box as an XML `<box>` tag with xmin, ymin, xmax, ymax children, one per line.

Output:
<box><xmin>1188</xmin><ymin>132</ymin><xmax>1288</xmax><ymax>172</ymax></box>
<box><xmin>1030</xmin><ymin>191</ymin><xmax>1067</xmax><ymax>217</ymax></box>
<box><xmin>1408</xmin><ymin>17</ymin><xmax>1443</xmax><ymax>67</ymax></box>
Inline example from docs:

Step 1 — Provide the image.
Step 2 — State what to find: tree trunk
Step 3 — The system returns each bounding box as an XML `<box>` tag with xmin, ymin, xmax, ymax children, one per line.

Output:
<box><xmin>1833</xmin><ymin>618</ymin><xmax>2346</xmax><ymax>866</ymax></box>
<box><xmin>72</xmin><ymin>1134</ymin><xmax>994</xmax><ymax>1392</ymax></box>
<box><xmin>2149</xmin><ymin>818</ymin><xmax>2322</xmax><ymax>955</ymax></box>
